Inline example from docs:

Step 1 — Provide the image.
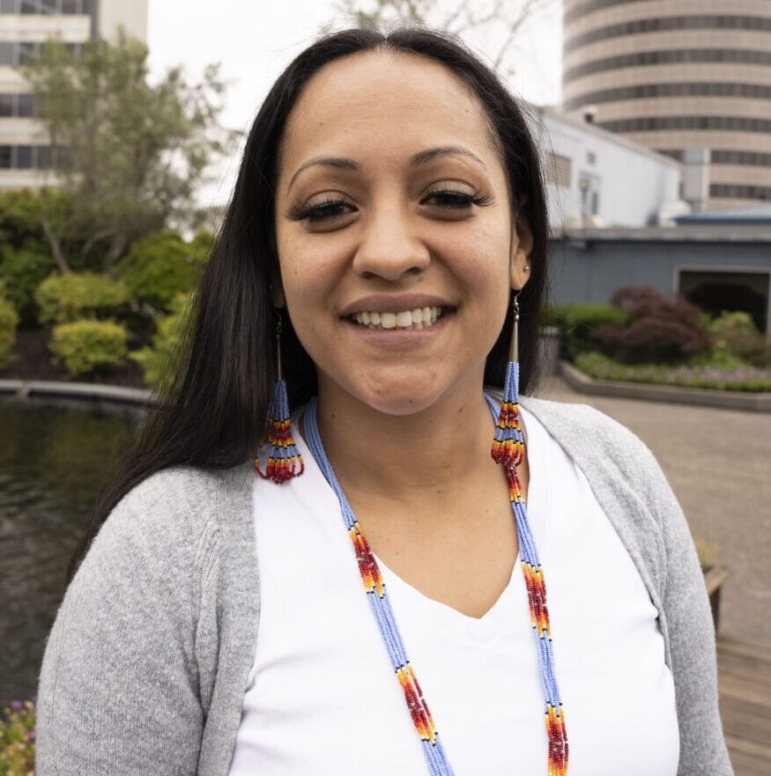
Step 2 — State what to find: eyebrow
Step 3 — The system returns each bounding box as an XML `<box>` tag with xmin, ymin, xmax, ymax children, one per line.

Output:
<box><xmin>286</xmin><ymin>146</ymin><xmax>487</xmax><ymax>191</ymax></box>
<box><xmin>409</xmin><ymin>146</ymin><xmax>487</xmax><ymax>168</ymax></box>
<box><xmin>287</xmin><ymin>157</ymin><xmax>358</xmax><ymax>191</ymax></box>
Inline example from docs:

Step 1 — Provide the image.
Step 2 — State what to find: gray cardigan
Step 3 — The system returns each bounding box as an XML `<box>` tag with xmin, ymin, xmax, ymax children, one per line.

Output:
<box><xmin>37</xmin><ymin>397</ymin><xmax>733</xmax><ymax>775</ymax></box>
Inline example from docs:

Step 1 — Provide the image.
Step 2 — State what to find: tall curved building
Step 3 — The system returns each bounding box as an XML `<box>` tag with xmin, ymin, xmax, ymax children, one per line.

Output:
<box><xmin>563</xmin><ymin>0</ymin><xmax>771</xmax><ymax>208</ymax></box>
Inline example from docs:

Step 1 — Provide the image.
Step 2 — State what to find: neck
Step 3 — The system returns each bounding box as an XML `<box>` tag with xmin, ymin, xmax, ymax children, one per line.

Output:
<box><xmin>311</xmin><ymin>382</ymin><xmax>496</xmax><ymax>498</ymax></box>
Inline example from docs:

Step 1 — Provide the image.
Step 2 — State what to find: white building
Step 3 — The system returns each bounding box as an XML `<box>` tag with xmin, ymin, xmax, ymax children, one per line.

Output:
<box><xmin>530</xmin><ymin>106</ymin><xmax>684</xmax><ymax>232</ymax></box>
<box><xmin>0</xmin><ymin>0</ymin><xmax>147</xmax><ymax>189</ymax></box>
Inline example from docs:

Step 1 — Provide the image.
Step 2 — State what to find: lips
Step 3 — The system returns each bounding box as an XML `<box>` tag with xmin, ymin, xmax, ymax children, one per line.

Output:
<box><xmin>351</xmin><ymin>306</ymin><xmax>442</xmax><ymax>330</ymax></box>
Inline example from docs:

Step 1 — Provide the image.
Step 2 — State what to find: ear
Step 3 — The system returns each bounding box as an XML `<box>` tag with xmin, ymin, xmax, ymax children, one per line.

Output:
<box><xmin>510</xmin><ymin>211</ymin><xmax>533</xmax><ymax>292</ymax></box>
<box><xmin>272</xmin><ymin>279</ymin><xmax>286</xmax><ymax>309</ymax></box>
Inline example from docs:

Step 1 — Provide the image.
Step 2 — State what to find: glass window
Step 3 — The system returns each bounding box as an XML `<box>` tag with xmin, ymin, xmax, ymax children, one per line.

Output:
<box><xmin>15</xmin><ymin>146</ymin><xmax>32</xmax><ymax>169</ymax></box>
<box><xmin>0</xmin><ymin>146</ymin><xmax>12</xmax><ymax>169</ymax></box>
<box><xmin>0</xmin><ymin>95</ymin><xmax>13</xmax><ymax>117</ymax></box>
<box><xmin>40</xmin><ymin>0</ymin><xmax>57</xmax><ymax>12</ymax></box>
<box><xmin>61</xmin><ymin>0</ymin><xmax>80</xmax><ymax>12</ymax></box>
<box><xmin>17</xmin><ymin>94</ymin><xmax>34</xmax><ymax>117</ymax></box>
<box><xmin>18</xmin><ymin>42</ymin><xmax>39</xmax><ymax>64</ymax></box>
<box><xmin>20</xmin><ymin>0</ymin><xmax>40</xmax><ymax>13</ymax></box>
<box><xmin>1</xmin><ymin>0</ymin><xmax>19</xmax><ymax>12</ymax></box>
<box><xmin>0</xmin><ymin>43</ymin><xmax>14</xmax><ymax>66</ymax></box>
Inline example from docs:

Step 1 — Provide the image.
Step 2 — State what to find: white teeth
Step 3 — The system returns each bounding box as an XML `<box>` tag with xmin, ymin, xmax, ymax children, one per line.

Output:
<box><xmin>351</xmin><ymin>306</ymin><xmax>443</xmax><ymax>330</ymax></box>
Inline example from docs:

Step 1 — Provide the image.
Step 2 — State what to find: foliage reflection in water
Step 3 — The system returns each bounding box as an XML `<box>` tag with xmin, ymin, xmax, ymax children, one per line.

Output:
<box><xmin>0</xmin><ymin>400</ymin><xmax>142</xmax><ymax>705</ymax></box>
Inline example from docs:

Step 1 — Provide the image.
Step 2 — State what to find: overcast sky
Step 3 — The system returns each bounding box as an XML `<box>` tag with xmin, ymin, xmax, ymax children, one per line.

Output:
<box><xmin>146</xmin><ymin>0</ymin><xmax>563</xmax><ymax>207</ymax></box>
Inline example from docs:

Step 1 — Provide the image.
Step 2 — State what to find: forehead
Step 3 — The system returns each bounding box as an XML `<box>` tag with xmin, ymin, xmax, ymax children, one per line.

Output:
<box><xmin>278</xmin><ymin>50</ymin><xmax>500</xmax><ymax>174</ymax></box>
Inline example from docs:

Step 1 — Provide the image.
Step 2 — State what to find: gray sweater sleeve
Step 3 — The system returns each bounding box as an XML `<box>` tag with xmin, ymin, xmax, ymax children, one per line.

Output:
<box><xmin>36</xmin><ymin>465</ymin><xmax>258</xmax><ymax>776</ymax></box>
<box><xmin>523</xmin><ymin>399</ymin><xmax>733</xmax><ymax>776</ymax></box>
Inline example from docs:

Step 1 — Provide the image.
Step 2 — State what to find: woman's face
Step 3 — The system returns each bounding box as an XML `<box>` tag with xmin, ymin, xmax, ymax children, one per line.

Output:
<box><xmin>274</xmin><ymin>50</ymin><xmax>531</xmax><ymax>417</ymax></box>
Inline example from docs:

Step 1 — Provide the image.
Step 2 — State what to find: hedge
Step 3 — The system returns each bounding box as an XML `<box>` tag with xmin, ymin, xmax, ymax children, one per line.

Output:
<box><xmin>35</xmin><ymin>272</ymin><xmax>129</xmax><ymax>324</ymax></box>
<box><xmin>50</xmin><ymin>319</ymin><xmax>128</xmax><ymax>377</ymax></box>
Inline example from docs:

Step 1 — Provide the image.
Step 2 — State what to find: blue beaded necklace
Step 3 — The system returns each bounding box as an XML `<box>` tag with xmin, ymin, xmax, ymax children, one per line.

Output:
<box><xmin>302</xmin><ymin>379</ymin><xmax>568</xmax><ymax>775</ymax></box>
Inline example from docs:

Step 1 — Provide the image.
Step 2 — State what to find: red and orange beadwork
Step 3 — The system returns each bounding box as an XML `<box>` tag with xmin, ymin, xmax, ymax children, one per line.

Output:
<box><xmin>301</xmin><ymin>376</ymin><xmax>569</xmax><ymax>775</ymax></box>
<box><xmin>254</xmin><ymin>378</ymin><xmax>304</xmax><ymax>483</ymax></box>
<box><xmin>493</xmin><ymin>361</ymin><xmax>569</xmax><ymax>776</ymax></box>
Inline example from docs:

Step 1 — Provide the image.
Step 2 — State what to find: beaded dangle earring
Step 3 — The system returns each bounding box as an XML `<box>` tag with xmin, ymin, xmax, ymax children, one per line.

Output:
<box><xmin>254</xmin><ymin>313</ymin><xmax>304</xmax><ymax>483</ymax></box>
<box><xmin>491</xmin><ymin>289</ymin><xmax>525</xmax><ymax>470</ymax></box>
<box><xmin>490</xmin><ymin>286</ymin><xmax>570</xmax><ymax>776</ymax></box>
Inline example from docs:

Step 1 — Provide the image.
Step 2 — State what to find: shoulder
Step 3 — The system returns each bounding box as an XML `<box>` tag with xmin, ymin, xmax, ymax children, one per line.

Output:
<box><xmin>520</xmin><ymin>396</ymin><xmax>658</xmax><ymax>477</ymax></box>
<box><xmin>520</xmin><ymin>396</ymin><xmax>677</xmax><ymax>554</ymax></box>
<box><xmin>87</xmin><ymin>463</ymin><xmax>255</xmax><ymax>587</ymax></box>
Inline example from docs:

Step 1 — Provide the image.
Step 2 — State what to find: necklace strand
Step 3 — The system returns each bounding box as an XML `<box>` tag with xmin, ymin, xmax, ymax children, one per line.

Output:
<box><xmin>303</xmin><ymin>385</ymin><xmax>568</xmax><ymax>775</ymax></box>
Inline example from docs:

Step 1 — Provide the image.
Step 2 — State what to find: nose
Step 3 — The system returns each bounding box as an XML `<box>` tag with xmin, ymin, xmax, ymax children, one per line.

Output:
<box><xmin>352</xmin><ymin>202</ymin><xmax>430</xmax><ymax>281</ymax></box>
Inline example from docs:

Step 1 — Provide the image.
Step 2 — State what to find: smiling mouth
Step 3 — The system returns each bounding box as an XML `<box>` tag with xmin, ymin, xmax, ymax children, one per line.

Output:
<box><xmin>349</xmin><ymin>306</ymin><xmax>445</xmax><ymax>330</ymax></box>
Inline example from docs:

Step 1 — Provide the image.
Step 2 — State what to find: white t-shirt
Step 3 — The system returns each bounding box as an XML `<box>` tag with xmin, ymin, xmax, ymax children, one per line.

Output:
<box><xmin>229</xmin><ymin>408</ymin><xmax>679</xmax><ymax>776</ymax></box>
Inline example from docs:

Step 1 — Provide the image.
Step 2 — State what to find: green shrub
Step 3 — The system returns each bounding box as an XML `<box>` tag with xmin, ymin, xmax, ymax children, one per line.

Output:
<box><xmin>708</xmin><ymin>310</ymin><xmax>771</xmax><ymax>369</ymax></box>
<box><xmin>0</xmin><ymin>244</ymin><xmax>55</xmax><ymax>325</ymax></box>
<box><xmin>130</xmin><ymin>293</ymin><xmax>192</xmax><ymax>388</ymax></box>
<box><xmin>35</xmin><ymin>272</ymin><xmax>129</xmax><ymax>324</ymax></box>
<box><xmin>117</xmin><ymin>231</ymin><xmax>209</xmax><ymax>314</ymax></box>
<box><xmin>546</xmin><ymin>302</ymin><xmax>630</xmax><ymax>359</ymax></box>
<box><xmin>0</xmin><ymin>282</ymin><xmax>18</xmax><ymax>370</ymax></box>
<box><xmin>0</xmin><ymin>699</ymin><xmax>35</xmax><ymax>775</ymax></box>
<box><xmin>50</xmin><ymin>319</ymin><xmax>128</xmax><ymax>377</ymax></box>
<box><xmin>575</xmin><ymin>351</ymin><xmax>771</xmax><ymax>392</ymax></box>
<box><xmin>594</xmin><ymin>286</ymin><xmax>712</xmax><ymax>364</ymax></box>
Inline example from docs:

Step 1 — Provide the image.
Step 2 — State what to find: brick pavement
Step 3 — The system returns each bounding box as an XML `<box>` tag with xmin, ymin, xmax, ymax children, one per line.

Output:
<box><xmin>535</xmin><ymin>377</ymin><xmax>771</xmax><ymax>649</ymax></box>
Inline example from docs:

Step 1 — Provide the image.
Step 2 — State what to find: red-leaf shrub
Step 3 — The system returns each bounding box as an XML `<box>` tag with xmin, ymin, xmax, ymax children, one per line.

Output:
<box><xmin>594</xmin><ymin>286</ymin><xmax>712</xmax><ymax>364</ymax></box>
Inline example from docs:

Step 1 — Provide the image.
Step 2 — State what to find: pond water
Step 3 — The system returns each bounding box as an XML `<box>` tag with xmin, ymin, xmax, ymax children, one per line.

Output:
<box><xmin>0</xmin><ymin>399</ymin><xmax>142</xmax><ymax>706</ymax></box>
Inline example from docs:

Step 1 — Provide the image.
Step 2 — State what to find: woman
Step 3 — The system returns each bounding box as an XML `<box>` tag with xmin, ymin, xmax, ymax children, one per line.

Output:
<box><xmin>37</xmin><ymin>27</ymin><xmax>732</xmax><ymax>776</ymax></box>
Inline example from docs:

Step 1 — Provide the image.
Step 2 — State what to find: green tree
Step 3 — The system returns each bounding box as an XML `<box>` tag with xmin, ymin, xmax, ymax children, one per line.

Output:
<box><xmin>21</xmin><ymin>32</ymin><xmax>232</xmax><ymax>274</ymax></box>
<box><xmin>116</xmin><ymin>230</ymin><xmax>210</xmax><ymax>314</ymax></box>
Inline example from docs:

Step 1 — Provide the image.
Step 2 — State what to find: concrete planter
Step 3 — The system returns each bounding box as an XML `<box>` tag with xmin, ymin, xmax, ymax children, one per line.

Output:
<box><xmin>703</xmin><ymin>565</ymin><xmax>730</xmax><ymax>631</ymax></box>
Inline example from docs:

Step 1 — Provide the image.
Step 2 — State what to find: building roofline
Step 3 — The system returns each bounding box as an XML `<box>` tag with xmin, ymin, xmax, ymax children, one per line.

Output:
<box><xmin>532</xmin><ymin>104</ymin><xmax>682</xmax><ymax>169</ymax></box>
<box><xmin>555</xmin><ymin>225</ymin><xmax>771</xmax><ymax>243</ymax></box>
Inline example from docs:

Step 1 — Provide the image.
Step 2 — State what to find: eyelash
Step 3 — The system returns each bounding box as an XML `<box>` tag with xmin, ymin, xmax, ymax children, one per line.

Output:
<box><xmin>285</xmin><ymin>187</ymin><xmax>490</xmax><ymax>223</ymax></box>
<box><xmin>285</xmin><ymin>197</ymin><xmax>355</xmax><ymax>223</ymax></box>
<box><xmin>422</xmin><ymin>188</ymin><xmax>490</xmax><ymax>209</ymax></box>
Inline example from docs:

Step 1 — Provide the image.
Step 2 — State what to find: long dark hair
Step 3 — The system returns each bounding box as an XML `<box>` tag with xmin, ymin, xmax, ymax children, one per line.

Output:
<box><xmin>70</xmin><ymin>26</ymin><xmax>550</xmax><ymax>577</ymax></box>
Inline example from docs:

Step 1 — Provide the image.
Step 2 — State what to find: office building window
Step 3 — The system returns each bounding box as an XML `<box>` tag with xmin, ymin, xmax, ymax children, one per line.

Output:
<box><xmin>0</xmin><ymin>144</ymin><xmax>65</xmax><ymax>170</ymax></box>
<box><xmin>17</xmin><ymin>94</ymin><xmax>35</xmax><ymax>117</ymax></box>
<box><xmin>711</xmin><ymin>183</ymin><xmax>771</xmax><ymax>199</ymax></box>
<box><xmin>545</xmin><ymin>153</ymin><xmax>572</xmax><ymax>188</ymax></box>
<box><xmin>599</xmin><ymin>115</ymin><xmax>771</xmax><ymax>134</ymax></box>
<box><xmin>565</xmin><ymin>49</ymin><xmax>771</xmax><ymax>82</ymax></box>
<box><xmin>565</xmin><ymin>0</ymin><xmax>646</xmax><ymax>24</ymax></box>
<box><xmin>15</xmin><ymin>145</ymin><xmax>32</xmax><ymax>169</ymax></box>
<box><xmin>0</xmin><ymin>41</ymin><xmax>81</xmax><ymax>65</ymax></box>
<box><xmin>565</xmin><ymin>15</ymin><xmax>771</xmax><ymax>52</ymax></box>
<box><xmin>1</xmin><ymin>0</ymin><xmax>90</xmax><ymax>13</ymax></box>
<box><xmin>564</xmin><ymin>81</ymin><xmax>771</xmax><ymax>111</ymax></box>
<box><xmin>0</xmin><ymin>42</ymin><xmax>14</xmax><ymax>66</ymax></box>
<box><xmin>0</xmin><ymin>93</ymin><xmax>37</xmax><ymax>116</ymax></box>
